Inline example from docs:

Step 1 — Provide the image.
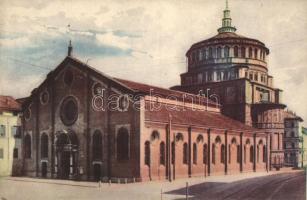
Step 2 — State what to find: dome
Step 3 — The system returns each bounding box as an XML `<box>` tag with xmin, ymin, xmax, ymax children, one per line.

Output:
<box><xmin>180</xmin><ymin>1</ymin><xmax>273</xmax><ymax>88</ymax></box>
<box><xmin>187</xmin><ymin>32</ymin><xmax>269</xmax><ymax>56</ymax></box>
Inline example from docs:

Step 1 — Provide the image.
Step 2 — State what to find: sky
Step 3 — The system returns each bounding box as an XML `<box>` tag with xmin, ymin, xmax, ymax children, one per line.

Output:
<box><xmin>0</xmin><ymin>0</ymin><xmax>307</xmax><ymax>126</ymax></box>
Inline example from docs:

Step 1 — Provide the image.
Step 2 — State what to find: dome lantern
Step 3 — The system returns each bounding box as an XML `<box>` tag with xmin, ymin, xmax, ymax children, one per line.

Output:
<box><xmin>217</xmin><ymin>0</ymin><xmax>237</xmax><ymax>33</ymax></box>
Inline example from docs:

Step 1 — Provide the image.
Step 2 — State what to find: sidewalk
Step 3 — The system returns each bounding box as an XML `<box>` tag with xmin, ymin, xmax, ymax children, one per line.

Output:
<box><xmin>0</xmin><ymin>169</ymin><xmax>303</xmax><ymax>200</ymax></box>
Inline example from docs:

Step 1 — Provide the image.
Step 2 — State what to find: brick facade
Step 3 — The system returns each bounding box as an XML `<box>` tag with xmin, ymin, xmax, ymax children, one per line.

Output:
<box><xmin>20</xmin><ymin>56</ymin><xmax>268</xmax><ymax>182</ymax></box>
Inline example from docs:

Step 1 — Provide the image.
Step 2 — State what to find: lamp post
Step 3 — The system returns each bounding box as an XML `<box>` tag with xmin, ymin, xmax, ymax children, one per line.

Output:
<box><xmin>301</xmin><ymin>135</ymin><xmax>304</xmax><ymax>168</ymax></box>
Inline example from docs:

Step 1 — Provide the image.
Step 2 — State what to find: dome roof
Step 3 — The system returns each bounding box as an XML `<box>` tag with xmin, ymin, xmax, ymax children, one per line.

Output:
<box><xmin>187</xmin><ymin>32</ymin><xmax>269</xmax><ymax>55</ymax></box>
<box><xmin>186</xmin><ymin>1</ymin><xmax>269</xmax><ymax>55</ymax></box>
<box><xmin>209</xmin><ymin>32</ymin><xmax>247</xmax><ymax>39</ymax></box>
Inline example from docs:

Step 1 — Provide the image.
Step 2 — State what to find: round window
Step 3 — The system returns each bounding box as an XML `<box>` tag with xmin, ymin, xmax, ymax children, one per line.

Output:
<box><xmin>92</xmin><ymin>82</ymin><xmax>103</xmax><ymax>96</ymax></box>
<box><xmin>60</xmin><ymin>97</ymin><xmax>78</xmax><ymax>126</ymax></box>
<box><xmin>40</xmin><ymin>91</ymin><xmax>49</xmax><ymax>105</ymax></box>
<box><xmin>63</xmin><ymin>70</ymin><xmax>74</xmax><ymax>86</ymax></box>
<box><xmin>118</xmin><ymin>95</ymin><xmax>129</xmax><ymax>111</ymax></box>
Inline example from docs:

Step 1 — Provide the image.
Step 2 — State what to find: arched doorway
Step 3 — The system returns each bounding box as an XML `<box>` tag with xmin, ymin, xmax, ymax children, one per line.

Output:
<box><xmin>55</xmin><ymin>130</ymin><xmax>79</xmax><ymax>179</ymax></box>
<box><xmin>93</xmin><ymin>164</ymin><xmax>101</xmax><ymax>181</ymax></box>
<box><xmin>41</xmin><ymin>162</ymin><xmax>47</xmax><ymax>178</ymax></box>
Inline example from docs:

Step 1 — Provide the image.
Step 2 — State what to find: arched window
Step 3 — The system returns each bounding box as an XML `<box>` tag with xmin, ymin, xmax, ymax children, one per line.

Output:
<box><xmin>217</xmin><ymin>47</ymin><xmax>222</xmax><ymax>58</ymax></box>
<box><xmin>151</xmin><ymin>130</ymin><xmax>160</xmax><ymax>141</ymax></box>
<box><xmin>224</xmin><ymin>46</ymin><xmax>230</xmax><ymax>58</ymax></box>
<box><xmin>209</xmin><ymin>47</ymin><xmax>213</xmax><ymax>58</ymax></box>
<box><xmin>263</xmin><ymin>145</ymin><xmax>266</xmax><ymax>162</ymax></box>
<box><xmin>250</xmin><ymin>145</ymin><xmax>254</xmax><ymax>163</ymax></box>
<box><xmin>160</xmin><ymin>142</ymin><xmax>165</xmax><ymax>165</ymax></box>
<box><xmin>93</xmin><ymin>130</ymin><xmax>102</xmax><ymax>160</ymax></box>
<box><xmin>25</xmin><ymin>134</ymin><xmax>31</xmax><ymax>159</ymax></box>
<box><xmin>197</xmin><ymin>135</ymin><xmax>204</xmax><ymax>143</ymax></box>
<box><xmin>183</xmin><ymin>143</ymin><xmax>188</xmax><ymax>164</ymax></box>
<box><xmin>117</xmin><ymin>127</ymin><xmax>129</xmax><ymax>161</ymax></box>
<box><xmin>249</xmin><ymin>47</ymin><xmax>253</xmax><ymax>58</ymax></box>
<box><xmin>193</xmin><ymin>143</ymin><xmax>197</xmax><ymax>164</ymax></box>
<box><xmin>144</xmin><ymin>141</ymin><xmax>150</xmax><ymax>166</ymax></box>
<box><xmin>203</xmin><ymin>144</ymin><xmax>208</xmax><ymax>164</ymax></box>
<box><xmin>237</xmin><ymin>145</ymin><xmax>240</xmax><ymax>163</ymax></box>
<box><xmin>176</xmin><ymin>133</ymin><xmax>184</xmax><ymax>142</ymax></box>
<box><xmin>212</xmin><ymin>143</ymin><xmax>216</xmax><ymax>164</ymax></box>
<box><xmin>241</xmin><ymin>47</ymin><xmax>246</xmax><ymax>58</ymax></box>
<box><xmin>41</xmin><ymin>133</ymin><xmax>48</xmax><ymax>158</ymax></box>
<box><xmin>254</xmin><ymin>49</ymin><xmax>258</xmax><ymax>59</ymax></box>
<box><xmin>234</xmin><ymin>46</ymin><xmax>239</xmax><ymax>57</ymax></box>
<box><xmin>221</xmin><ymin>144</ymin><xmax>225</xmax><ymax>163</ymax></box>
<box><xmin>215</xmin><ymin>136</ymin><xmax>221</xmax><ymax>144</ymax></box>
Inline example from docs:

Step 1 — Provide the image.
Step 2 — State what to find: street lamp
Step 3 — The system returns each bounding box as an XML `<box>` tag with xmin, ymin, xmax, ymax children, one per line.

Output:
<box><xmin>300</xmin><ymin>135</ymin><xmax>304</xmax><ymax>168</ymax></box>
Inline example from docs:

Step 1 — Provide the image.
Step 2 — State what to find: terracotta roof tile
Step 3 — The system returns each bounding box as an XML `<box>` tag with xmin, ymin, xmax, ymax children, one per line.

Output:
<box><xmin>145</xmin><ymin>101</ymin><xmax>258</xmax><ymax>132</ymax></box>
<box><xmin>0</xmin><ymin>95</ymin><xmax>21</xmax><ymax>112</ymax></box>
<box><xmin>114</xmin><ymin>78</ymin><xmax>218</xmax><ymax>107</ymax></box>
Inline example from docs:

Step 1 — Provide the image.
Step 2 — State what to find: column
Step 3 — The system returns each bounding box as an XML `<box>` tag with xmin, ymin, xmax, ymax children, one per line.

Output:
<box><xmin>240</xmin><ymin>132</ymin><xmax>243</xmax><ymax>172</ymax></box>
<box><xmin>224</xmin><ymin>130</ymin><xmax>228</xmax><ymax>175</ymax></box>
<box><xmin>166</xmin><ymin>124</ymin><xmax>171</xmax><ymax>182</ymax></box>
<box><xmin>253</xmin><ymin>133</ymin><xmax>256</xmax><ymax>172</ymax></box>
<box><xmin>188</xmin><ymin>127</ymin><xmax>192</xmax><ymax>177</ymax></box>
<box><xmin>207</xmin><ymin>129</ymin><xmax>211</xmax><ymax>176</ymax></box>
<box><xmin>173</xmin><ymin>132</ymin><xmax>176</xmax><ymax>180</ymax></box>
<box><xmin>269</xmin><ymin>133</ymin><xmax>272</xmax><ymax>170</ymax></box>
<box><xmin>54</xmin><ymin>153</ymin><xmax>58</xmax><ymax>178</ymax></box>
<box><xmin>69</xmin><ymin>152</ymin><xmax>73</xmax><ymax>178</ymax></box>
<box><xmin>266</xmin><ymin>134</ymin><xmax>269</xmax><ymax>172</ymax></box>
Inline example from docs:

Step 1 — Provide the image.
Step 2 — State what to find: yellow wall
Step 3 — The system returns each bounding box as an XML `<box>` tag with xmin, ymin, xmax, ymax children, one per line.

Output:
<box><xmin>298</xmin><ymin>126</ymin><xmax>307</xmax><ymax>168</ymax></box>
<box><xmin>0</xmin><ymin>111</ymin><xmax>21</xmax><ymax>176</ymax></box>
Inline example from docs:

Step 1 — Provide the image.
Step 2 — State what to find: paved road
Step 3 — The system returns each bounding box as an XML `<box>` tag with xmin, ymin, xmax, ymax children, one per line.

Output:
<box><xmin>0</xmin><ymin>171</ymin><xmax>305</xmax><ymax>200</ymax></box>
<box><xmin>167</xmin><ymin>171</ymin><xmax>306</xmax><ymax>200</ymax></box>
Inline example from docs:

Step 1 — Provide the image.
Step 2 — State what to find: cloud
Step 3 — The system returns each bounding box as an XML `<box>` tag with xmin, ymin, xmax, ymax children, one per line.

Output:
<box><xmin>0</xmin><ymin>0</ymin><xmax>307</xmax><ymax>126</ymax></box>
<box><xmin>96</xmin><ymin>32</ymin><xmax>133</xmax><ymax>50</ymax></box>
<box><xmin>0</xmin><ymin>37</ymin><xmax>31</xmax><ymax>48</ymax></box>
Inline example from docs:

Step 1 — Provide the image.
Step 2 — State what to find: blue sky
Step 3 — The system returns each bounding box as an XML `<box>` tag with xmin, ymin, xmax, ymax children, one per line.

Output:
<box><xmin>0</xmin><ymin>0</ymin><xmax>307</xmax><ymax>126</ymax></box>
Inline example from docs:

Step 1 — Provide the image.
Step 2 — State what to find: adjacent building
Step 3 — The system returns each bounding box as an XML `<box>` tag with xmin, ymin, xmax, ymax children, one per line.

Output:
<box><xmin>283</xmin><ymin>110</ymin><xmax>303</xmax><ymax>168</ymax></box>
<box><xmin>0</xmin><ymin>96</ymin><xmax>22</xmax><ymax>176</ymax></box>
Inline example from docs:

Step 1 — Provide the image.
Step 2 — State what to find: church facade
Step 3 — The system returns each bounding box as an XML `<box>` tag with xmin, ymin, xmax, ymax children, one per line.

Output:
<box><xmin>20</xmin><ymin>55</ymin><xmax>268</xmax><ymax>182</ymax></box>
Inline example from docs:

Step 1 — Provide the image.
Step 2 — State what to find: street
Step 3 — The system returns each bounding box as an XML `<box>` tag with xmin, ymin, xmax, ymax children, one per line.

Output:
<box><xmin>0</xmin><ymin>170</ymin><xmax>305</xmax><ymax>200</ymax></box>
<box><xmin>167</xmin><ymin>171</ymin><xmax>306</xmax><ymax>200</ymax></box>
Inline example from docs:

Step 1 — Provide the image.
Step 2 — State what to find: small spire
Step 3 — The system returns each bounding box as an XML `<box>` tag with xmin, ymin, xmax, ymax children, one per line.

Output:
<box><xmin>68</xmin><ymin>40</ymin><xmax>73</xmax><ymax>56</ymax></box>
<box><xmin>217</xmin><ymin>0</ymin><xmax>236</xmax><ymax>33</ymax></box>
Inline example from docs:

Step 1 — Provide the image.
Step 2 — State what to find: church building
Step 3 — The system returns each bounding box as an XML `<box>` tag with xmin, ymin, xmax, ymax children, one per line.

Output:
<box><xmin>19</xmin><ymin>1</ymin><xmax>292</xmax><ymax>182</ymax></box>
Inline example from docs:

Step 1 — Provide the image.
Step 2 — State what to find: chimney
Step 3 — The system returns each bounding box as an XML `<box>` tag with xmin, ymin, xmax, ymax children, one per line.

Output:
<box><xmin>68</xmin><ymin>40</ymin><xmax>73</xmax><ymax>56</ymax></box>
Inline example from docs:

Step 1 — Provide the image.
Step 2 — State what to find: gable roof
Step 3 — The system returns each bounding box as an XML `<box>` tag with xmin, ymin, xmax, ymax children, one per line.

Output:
<box><xmin>0</xmin><ymin>95</ymin><xmax>21</xmax><ymax>112</ymax></box>
<box><xmin>114</xmin><ymin>78</ymin><xmax>218</xmax><ymax>107</ymax></box>
<box><xmin>21</xmin><ymin>56</ymin><xmax>219</xmax><ymax>108</ymax></box>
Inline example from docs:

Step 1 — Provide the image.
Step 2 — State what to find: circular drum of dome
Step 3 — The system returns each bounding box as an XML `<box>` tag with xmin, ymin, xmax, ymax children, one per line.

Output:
<box><xmin>60</xmin><ymin>96</ymin><xmax>78</xmax><ymax>126</ymax></box>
